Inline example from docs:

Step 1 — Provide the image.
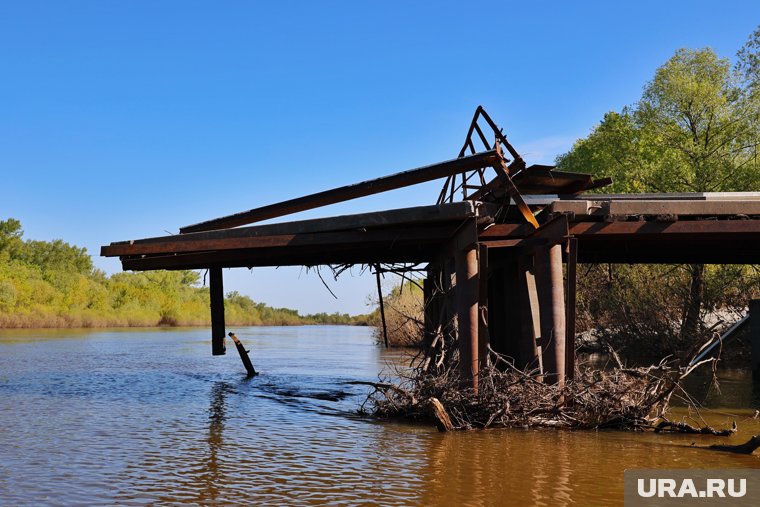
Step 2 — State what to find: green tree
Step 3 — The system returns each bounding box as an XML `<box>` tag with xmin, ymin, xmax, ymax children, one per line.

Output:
<box><xmin>18</xmin><ymin>239</ymin><xmax>93</xmax><ymax>276</ymax></box>
<box><xmin>558</xmin><ymin>48</ymin><xmax>759</xmax><ymax>192</ymax></box>
<box><xmin>0</xmin><ymin>219</ymin><xmax>23</xmax><ymax>261</ymax></box>
<box><xmin>557</xmin><ymin>40</ymin><xmax>760</xmax><ymax>351</ymax></box>
<box><xmin>737</xmin><ymin>25</ymin><xmax>760</xmax><ymax>90</ymax></box>
<box><xmin>0</xmin><ymin>218</ymin><xmax>366</xmax><ymax>328</ymax></box>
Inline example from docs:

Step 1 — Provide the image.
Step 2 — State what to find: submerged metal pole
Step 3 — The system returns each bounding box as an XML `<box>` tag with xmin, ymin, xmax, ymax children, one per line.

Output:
<box><xmin>228</xmin><ymin>332</ymin><xmax>257</xmax><ymax>377</ymax></box>
<box><xmin>209</xmin><ymin>267</ymin><xmax>226</xmax><ymax>356</ymax></box>
<box><xmin>375</xmin><ymin>266</ymin><xmax>389</xmax><ymax>348</ymax></box>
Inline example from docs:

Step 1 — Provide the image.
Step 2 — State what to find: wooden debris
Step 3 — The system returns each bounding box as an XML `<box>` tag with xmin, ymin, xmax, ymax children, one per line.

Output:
<box><xmin>228</xmin><ymin>332</ymin><xmax>258</xmax><ymax>377</ymax></box>
<box><xmin>429</xmin><ymin>398</ymin><xmax>454</xmax><ymax>432</ymax></box>
<box><xmin>708</xmin><ymin>435</ymin><xmax>760</xmax><ymax>454</ymax></box>
<box><xmin>364</xmin><ymin>337</ymin><xmax>735</xmax><ymax>434</ymax></box>
<box><xmin>655</xmin><ymin>420</ymin><xmax>737</xmax><ymax>436</ymax></box>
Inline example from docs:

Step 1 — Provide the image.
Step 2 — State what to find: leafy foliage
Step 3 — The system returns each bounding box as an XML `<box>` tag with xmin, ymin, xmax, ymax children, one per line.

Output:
<box><xmin>557</xmin><ymin>48</ymin><xmax>760</xmax><ymax>193</ymax></box>
<box><xmin>367</xmin><ymin>279</ymin><xmax>424</xmax><ymax>347</ymax></box>
<box><xmin>558</xmin><ymin>33</ymin><xmax>760</xmax><ymax>358</ymax></box>
<box><xmin>0</xmin><ymin>218</ymin><xmax>367</xmax><ymax>328</ymax></box>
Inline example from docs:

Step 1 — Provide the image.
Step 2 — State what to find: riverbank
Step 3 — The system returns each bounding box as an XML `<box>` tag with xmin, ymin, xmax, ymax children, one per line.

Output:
<box><xmin>0</xmin><ymin>310</ymin><xmax>371</xmax><ymax>329</ymax></box>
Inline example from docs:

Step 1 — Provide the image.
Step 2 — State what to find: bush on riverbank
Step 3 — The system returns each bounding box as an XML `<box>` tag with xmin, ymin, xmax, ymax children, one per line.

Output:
<box><xmin>367</xmin><ymin>280</ymin><xmax>424</xmax><ymax>347</ymax></box>
<box><xmin>575</xmin><ymin>264</ymin><xmax>759</xmax><ymax>361</ymax></box>
<box><xmin>0</xmin><ymin>218</ymin><xmax>368</xmax><ymax>328</ymax></box>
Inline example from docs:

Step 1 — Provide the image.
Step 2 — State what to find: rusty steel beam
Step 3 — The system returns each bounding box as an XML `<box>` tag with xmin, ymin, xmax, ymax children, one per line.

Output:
<box><xmin>570</xmin><ymin>220</ymin><xmax>760</xmax><ymax>238</ymax></box>
<box><xmin>575</xmin><ymin>241</ymin><xmax>760</xmax><ymax>264</ymax></box>
<box><xmin>480</xmin><ymin>222</ymin><xmax>541</xmax><ymax>239</ymax></box>
<box><xmin>104</xmin><ymin>223</ymin><xmax>461</xmax><ymax>257</ymax></box>
<box><xmin>180</xmin><ymin>150</ymin><xmax>500</xmax><ymax>233</ymax></box>
<box><xmin>483</xmin><ymin>214</ymin><xmax>568</xmax><ymax>255</ymax></box>
<box><xmin>483</xmin><ymin>219</ymin><xmax>760</xmax><ymax>240</ymax></box>
<box><xmin>465</xmin><ymin>168</ymin><xmax>610</xmax><ymax>202</ymax></box>
<box><xmin>492</xmin><ymin>143</ymin><xmax>539</xmax><ymax>228</ymax></box>
<box><xmin>120</xmin><ymin>243</ymin><xmax>441</xmax><ymax>271</ymax></box>
<box><xmin>106</xmin><ymin>202</ymin><xmax>489</xmax><ymax>252</ymax></box>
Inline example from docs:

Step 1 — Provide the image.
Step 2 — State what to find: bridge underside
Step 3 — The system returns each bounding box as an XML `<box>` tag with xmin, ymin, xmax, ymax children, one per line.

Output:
<box><xmin>102</xmin><ymin>193</ymin><xmax>760</xmax><ymax>390</ymax></box>
<box><xmin>100</xmin><ymin>108</ymin><xmax>760</xmax><ymax>392</ymax></box>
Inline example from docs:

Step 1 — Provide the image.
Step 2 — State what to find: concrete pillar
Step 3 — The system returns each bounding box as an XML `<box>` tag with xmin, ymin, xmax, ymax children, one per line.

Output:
<box><xmin>534</xmin><ymin>245</ymin><xmax>566</xmax><ymax>385</ymax></box>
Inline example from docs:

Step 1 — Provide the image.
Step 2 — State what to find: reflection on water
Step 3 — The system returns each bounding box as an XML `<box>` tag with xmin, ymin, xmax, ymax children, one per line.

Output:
<box><xmin>204</xmin><ymin>381</ymin><xmax>231</xmax><ymax>503</ymax></box>
<box><xmin>1</xmin><ymin>326</ymin><xmax>759</xmax><ymax>506</ymax></box>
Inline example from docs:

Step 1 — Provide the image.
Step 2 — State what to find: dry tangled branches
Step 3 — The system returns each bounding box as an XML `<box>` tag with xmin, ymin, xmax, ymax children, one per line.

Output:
<box><xmin>361</xmin><ymin>347</ymin><xmax>732</xmax><ymax>433</ymax></box>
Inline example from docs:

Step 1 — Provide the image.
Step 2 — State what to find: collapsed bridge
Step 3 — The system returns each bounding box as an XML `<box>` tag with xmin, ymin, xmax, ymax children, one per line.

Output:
<box><xmin>101</xmin><ymin>107</ymin><xmax>760</xmax><ymax>391</ymax></box>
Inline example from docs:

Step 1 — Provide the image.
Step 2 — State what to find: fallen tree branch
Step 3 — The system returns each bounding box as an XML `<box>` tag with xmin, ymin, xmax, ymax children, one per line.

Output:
<box><xmin>708</xmin><ymin>434</ymin><xmax>760</xmax><ymax>454</ymax></box>
<box><xmin>655</xmin><ymin>420</ymin><xmax>737</xmax><ymax>436</ymax></box>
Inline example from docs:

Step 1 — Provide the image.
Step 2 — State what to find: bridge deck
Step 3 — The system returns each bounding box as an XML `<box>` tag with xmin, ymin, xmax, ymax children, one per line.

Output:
<box><xmin>102</xmin><ymin>194</ymin><xmax>760</xmax><ymax>269</ymax></box>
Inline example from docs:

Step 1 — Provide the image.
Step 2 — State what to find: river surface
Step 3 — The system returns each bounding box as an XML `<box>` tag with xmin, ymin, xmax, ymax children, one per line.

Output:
<box><xmin>1</xmin><ymin>326</ymin><xmax>760</xmax><ymax>506</ymax></box>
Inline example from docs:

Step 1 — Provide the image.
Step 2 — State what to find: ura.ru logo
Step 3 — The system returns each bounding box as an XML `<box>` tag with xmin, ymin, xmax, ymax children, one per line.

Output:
<box><xmin>638</xmin><ymin>478</ymin><xmax>746</xmax><ymax>498</ymax></box>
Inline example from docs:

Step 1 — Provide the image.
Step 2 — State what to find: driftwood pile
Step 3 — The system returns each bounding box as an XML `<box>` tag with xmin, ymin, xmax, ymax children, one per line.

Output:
<box><xmin>361</xmin><ymin>346</ymin><xmax>734</xmax><ymax>434</ymax></box>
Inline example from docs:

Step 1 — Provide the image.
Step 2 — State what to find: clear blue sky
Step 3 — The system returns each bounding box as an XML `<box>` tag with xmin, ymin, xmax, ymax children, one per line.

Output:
<box><xmin>2</xmin><ymin>1</ymin><xmax>758</xmax><ymax>315</ymax></box>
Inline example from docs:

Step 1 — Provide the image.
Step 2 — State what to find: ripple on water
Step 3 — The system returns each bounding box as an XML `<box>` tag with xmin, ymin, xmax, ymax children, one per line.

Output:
<box><xmin>1</xmin><ymin>326</ymin><xmax>759</xmax><ymax>506</ymax></box>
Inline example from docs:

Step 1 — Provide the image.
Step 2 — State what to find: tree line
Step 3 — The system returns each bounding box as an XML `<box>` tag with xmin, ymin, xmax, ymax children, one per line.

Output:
<box><xmin>0</xmin><ymin>218</ymin><xmax>369</xmax><ymax>328</ymax></box>
<box><xmin>556</xmin><ymin>26</ymin><xmax>760</xmax><ymax>358</ymax></box>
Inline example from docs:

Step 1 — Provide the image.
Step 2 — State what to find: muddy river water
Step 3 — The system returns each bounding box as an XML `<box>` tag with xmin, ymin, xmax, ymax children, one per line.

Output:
<box><xmin>1</xmin><ymin>326</ymin><xmax>759</xmax><ymax>506</ymax></box>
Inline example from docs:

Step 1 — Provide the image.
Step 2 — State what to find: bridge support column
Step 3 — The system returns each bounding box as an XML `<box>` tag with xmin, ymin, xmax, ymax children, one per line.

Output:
<box><xmin>534</xmin><ymin>244</ymin><xmax>566</xmax><ymax>386</ymax></box>
<box><xmin>478</xmin><ymin>244</ymin><xmax>489</xmax><ymax>369</ymax></box>
<box><xmin>456</xmin><ymin>244</ymin><xmax>480</xmax><ymax>392</ymax></box>
<box><xmin>210</xmin><ymin>267</ymin><xmax>226</xmax><ymax>356</ymax></box>
<box><xmin>518</xmin><ymin>256</ymin><xmax>542</xmax><ymax>373</ymax></box>
<box><xmin>751</xmin><ymin>299</ymin><xmax>760</xmax><ymax>372</ymax></box>
<box><xmin>565</xmin><ymin>238</ymin><xmax>578</xmax><ymax>381</ymax></box>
